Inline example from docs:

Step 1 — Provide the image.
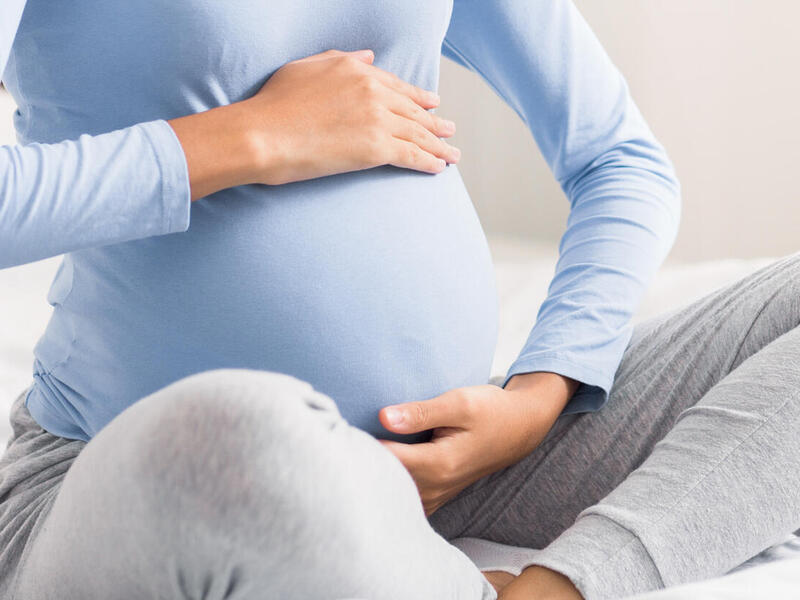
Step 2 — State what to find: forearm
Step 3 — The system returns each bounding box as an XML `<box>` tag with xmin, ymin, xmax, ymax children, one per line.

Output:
<box><xmin>0</xmin><ymin>99</ymin><xmax>253</xmax><ymax>269</ymax></box>
<box><xmin>2</xmin><ymin>48</ymin><xmax>460</xmax><ymax>269</ymax></box>
<box><xmin>442</xmin><ymin>0</ymin><xmax>680</xmax><ymax>405</ymax></box>
<box><xmin>0</xmin><ymin>120</ymin><xmax>190</xmax><ymax>269</ymax></box>
<box><xmin>506</xmin><ymin>148</ymin><xmax>680</xmax><ymax>403</ymax></box>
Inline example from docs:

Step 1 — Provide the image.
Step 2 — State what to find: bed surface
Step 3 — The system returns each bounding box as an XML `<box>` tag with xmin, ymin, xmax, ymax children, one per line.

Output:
<box><xmin>1</xmin><ymin>239</ymin><xmax>798</xmax><ymax>598</ymax></box>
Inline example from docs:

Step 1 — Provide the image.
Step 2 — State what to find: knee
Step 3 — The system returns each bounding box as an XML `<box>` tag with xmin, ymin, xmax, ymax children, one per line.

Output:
<box><xmin>731</xmin><ymin>257</ymin><xmax>800</xmax><ymax>355</ymax></box>
<box><xmin>59</xmin><ymin>369</ymin><xmax>435</xmax><ymax>595</ymax></box>
<box><xmin>140</xmin><ymin>368</ymin><xmax>342</xmax><ymax>431</ymax></box>
<box><xmin>751</xmin><ymin>253</ymin><xmax>800</xmax><ymax>309</ymax></box>
<box><xmin>90</xmin><ymin>369</ymin><xmax>346</xmax><ymax>513</ymax></box>
<box><xmin>107</xmin><ymin>369</ymin><xmax>421</xmax><ymax>553</ymax></box>
<box><xmin>148</xmin><ymin>367</ymin><xmax>336</xmax><ymax>444</ymax></box>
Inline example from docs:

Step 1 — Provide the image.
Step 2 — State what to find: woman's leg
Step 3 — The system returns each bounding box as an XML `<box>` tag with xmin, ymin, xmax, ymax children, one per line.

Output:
<box><xmin>12</xmin><ymin>369</ymin><xmax>495</xmax><ymax>600</ymax></box>
<box><xmin>429</xmin><ymin>252</ymin><xmax>800</xmax><ymax>598</ymax></box>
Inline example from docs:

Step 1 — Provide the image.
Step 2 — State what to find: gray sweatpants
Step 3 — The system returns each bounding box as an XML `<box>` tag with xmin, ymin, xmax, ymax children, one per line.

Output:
<box><xmin>2</xmin><ymin>253</ymin><xmax>800</xmax><ymax>599</ymax></box>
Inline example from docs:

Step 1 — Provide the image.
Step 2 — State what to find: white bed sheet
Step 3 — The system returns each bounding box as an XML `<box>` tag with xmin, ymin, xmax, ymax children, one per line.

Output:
<box><xmin>0</xmin><ymin>238</ymin><xmax>797</xmax><ymax>597</ymax></box>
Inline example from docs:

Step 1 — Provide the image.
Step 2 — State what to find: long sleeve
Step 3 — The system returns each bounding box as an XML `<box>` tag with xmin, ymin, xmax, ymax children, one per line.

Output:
<box><xmin>442</xmin><ymin>0</ymin><xmax>681</xmax><ymax>411</ymax></box>
<box><xmin>0</xmin><ymin>0</ymin><xmax>191</xmax><ymax>270</ymax></box>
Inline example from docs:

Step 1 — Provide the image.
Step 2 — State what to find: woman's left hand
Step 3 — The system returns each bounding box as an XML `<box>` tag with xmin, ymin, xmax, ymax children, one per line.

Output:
<box><xmin>378</xmin><ymin>372</ymin><xmax>579</xmax><ymax>516</ymax></box>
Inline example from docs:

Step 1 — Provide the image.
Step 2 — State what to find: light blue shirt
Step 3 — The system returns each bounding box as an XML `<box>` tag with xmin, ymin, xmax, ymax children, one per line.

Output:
<box><xmin>0</xmin><ymin>0</ymin><xmax>680</xmax><ymax>443</ymax></box>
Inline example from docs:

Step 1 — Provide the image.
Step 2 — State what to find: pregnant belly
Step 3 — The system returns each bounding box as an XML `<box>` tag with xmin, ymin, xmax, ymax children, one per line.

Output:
<box><xmin>49</xmin><ymin>165</ymin><xmax>499</xmax><ymax>441</ymax></box>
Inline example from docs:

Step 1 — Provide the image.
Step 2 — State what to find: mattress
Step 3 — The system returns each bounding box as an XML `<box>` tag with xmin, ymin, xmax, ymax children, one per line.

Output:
<box><xmin>0</xmin><ymin>239</ymin><xmax>797</xmax><ymax>598</ymax></box>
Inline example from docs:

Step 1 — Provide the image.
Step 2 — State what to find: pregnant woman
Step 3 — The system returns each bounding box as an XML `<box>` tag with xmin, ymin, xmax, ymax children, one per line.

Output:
<box><xmin>2</xmin><ymin>1</ymin><xmax>799</xmax><ymax>599</ymax></box>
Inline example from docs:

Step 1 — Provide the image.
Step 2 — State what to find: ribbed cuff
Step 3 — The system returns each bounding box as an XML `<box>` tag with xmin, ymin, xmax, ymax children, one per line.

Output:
<box><xmin>451</xmin><ymin>536</ymin><xmax>544</xmax><ymax>576</ymax></box>
<box><xmin>139</xmin><ymin>119</ymin><xmax>192</xmax><ymax>234</ymax></box>
<box><xmin>527</xmin><ymin>514</ymin><xmax>664</xmax><ymax>599</ymax></box>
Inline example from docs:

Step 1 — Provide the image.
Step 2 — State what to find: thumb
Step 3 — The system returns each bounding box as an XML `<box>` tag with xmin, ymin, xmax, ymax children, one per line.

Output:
<box><xmin>379</xmin><ymin>391</ymin><xmax>462</xmax><ymax>434</ymax></box>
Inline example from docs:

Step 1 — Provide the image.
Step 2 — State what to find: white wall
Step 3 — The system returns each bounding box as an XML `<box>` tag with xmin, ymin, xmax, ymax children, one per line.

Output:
<box><xmin>439</xmin><ymin>1</ymin><xmax>800</xmax><ymax>261</ymax></box>
<box><xmin>0</xmin><ymin>90</ymin><xmax>15</xmax><ymax>146</ymax></box>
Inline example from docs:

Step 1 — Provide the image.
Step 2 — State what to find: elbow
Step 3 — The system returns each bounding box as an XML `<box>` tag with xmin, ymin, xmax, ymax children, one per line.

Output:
<box><xmin>0</xmin><ymin>193</ymin><xmax>38</xmax><ymax>270</ymax></box>
<box><xmin>562</xmin><ymin>135</ymin><xmax>683</xmax><ymax>260</ymax></box>
<box><xmin>0</xmin><ymin>198</ymin><xmax>14</xmax><ymax>270</ymax></box>
<box><xmin>654</xmin><ymin>146</ymin><xmax>682</xmax><ymax>250</ymax></box>
<box><xmin>0</xmin><ymin>232</ymin><xmax>24</xmax><ymax>270</ymax></box>
<box><xmin>571</xmin><ymin>134</ymin><xmax>682</xmax><ymax>214</ymax></box>
<box><xmin>0</xmin><ymin>245</ymin><xmax>20</xmax><ymax>271</ymax></box>
<box><xmin>625</xmin><ymin>139</ymin><xmax>683</xmax><ymax>257</ymax></box>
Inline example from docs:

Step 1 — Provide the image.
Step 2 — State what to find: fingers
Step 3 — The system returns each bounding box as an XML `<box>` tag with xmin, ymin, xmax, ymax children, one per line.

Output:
<box><xmin>384</xmin><ymin>139</ymin><xmax>445</xmax><ymax>174</ymax></box>
<box><xmin>299</xmin><ymin>48</ymin><xmax>375</xmax><ymax>65</ymax></box>
<box><xmin>380</xmin><ymin>390</ymin><xmax>468</xmax><ymax>434</ymax></box>
<box><xmin>380</xmin><ymin>439</ymin><xmax>432</xmax><ymax>473</ymax></box>
<box><xmin>344</xmin><ymin>49</ymin><xmax>375</xmax><ymax>65</ymax></box>
<box><xmin>388</xmin><ymin>112</ymin><xmax>460</xmax><ymax>166</ymax></box>
<box><xmin>380</xmin><ymin>438</ymin><xmax>461</xmax><ymax>515</ymax></box>
<box><xmin>366</xmin><ymin>63</ymin><xmax>440</xmax><ymax>110</ymax></box>
<box><xmin>352</xmin><ymin>50</ymin><xmax>375</xmax><ymax>65</ymax></box>
<box><xmin>373</xmin><ymin>76</ymin><xmax>461</xmax><ymax>173</ymax></box>
<box><xmin>300</xmin><ymin>49</ymin><xmax>437</xmax><ymax>110</ymax></box>
<box><xmin>380</xmin><ymin>439</ymin><xmax>418</xmax><ymax>465</ymax></box>
<box><xmin>289</xmin><ymin>48</ymin><xmax>458</xmax><ymax>176</ymax></box>
<box><xmin>385</xmin><ymin>91</ymin><xmax>457</xmax><ymax>139</ymax></box>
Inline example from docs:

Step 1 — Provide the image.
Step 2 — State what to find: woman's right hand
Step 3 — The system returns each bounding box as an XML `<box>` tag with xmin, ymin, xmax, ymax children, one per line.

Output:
<box><xmin>169</xmin><ymin>49</ymin><xmax>461</xmax><ymax>200</ymax></box>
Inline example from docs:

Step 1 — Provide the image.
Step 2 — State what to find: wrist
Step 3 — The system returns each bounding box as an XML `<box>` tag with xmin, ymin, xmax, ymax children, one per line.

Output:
<box><xmin>234</xmin><ymin>95</ymin><xmax>291</xmax><ymax>186</ymax></box>
<box><xmin>501</xmin><ymin>372</ymin><xmax>579</xmax><ymax>451</ymax></box>
<box><xmin>505</xmin><ymin>372</ymin><xmax>579</xmax><ymax>407</ymax></box>
<box><xmin>168</xmin><ymin>101</ymin><xmax>264</xmax><ymax>201</ymax></box>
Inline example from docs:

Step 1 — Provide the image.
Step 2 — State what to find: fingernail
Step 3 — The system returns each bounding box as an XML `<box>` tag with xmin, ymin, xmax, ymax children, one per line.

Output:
<box><xmin>451</xmin><ymin>146</ymin><xmax>461</xmax><ymax>160</ymax></box>
<box><xmin>427</xmin><ymin>91</ymin><xmax>441</xmax><ymax>104</ymax></box>
<box><xmin>442</xmin><ymin>119</ymin><xmax>456</xmax><ymax>133</ymax></box>
<box><xmin>384</xmin><ymin>407</ymin><xmax>405</xmax><ymax>427</ymax></box>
